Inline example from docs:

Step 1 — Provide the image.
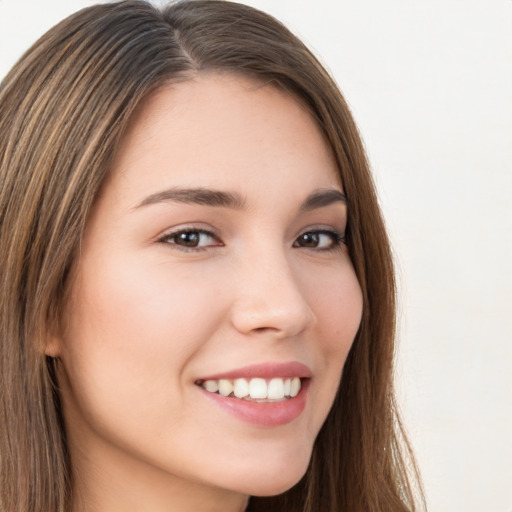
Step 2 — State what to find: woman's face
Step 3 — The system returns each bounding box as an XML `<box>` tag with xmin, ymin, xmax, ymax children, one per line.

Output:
<box><xmin>53</xmin><ymin>74</ymin><xmax>363</xmax><ymax>505</ymax></box>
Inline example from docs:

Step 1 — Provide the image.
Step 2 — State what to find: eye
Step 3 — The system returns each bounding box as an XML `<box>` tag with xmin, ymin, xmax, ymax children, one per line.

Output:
<box><xmin>293</xmin><ymin>230</ymin><xmax>345</xmax><ymax>251</ymax></box>
<box><xmin>158</xmin><ymin>228</ymin><xmax>221</xmax><ymax>251</ymax></box>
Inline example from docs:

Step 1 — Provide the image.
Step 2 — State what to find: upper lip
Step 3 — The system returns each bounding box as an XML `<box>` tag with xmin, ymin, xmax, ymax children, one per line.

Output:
<box><xmin>196</xmin><ymin>361</ymin><xmax>312</xmax><ymax>382</ymax></box>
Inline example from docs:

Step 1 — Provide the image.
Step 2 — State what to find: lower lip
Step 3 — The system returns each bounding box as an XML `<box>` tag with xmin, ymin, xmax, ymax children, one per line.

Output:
<box><xmin>198</xmin><ymin>379</ymin><xmax>310</xmax><ymax>427</ymax></box>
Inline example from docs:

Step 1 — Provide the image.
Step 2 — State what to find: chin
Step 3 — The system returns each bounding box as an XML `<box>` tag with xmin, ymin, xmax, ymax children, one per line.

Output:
<box><xmin>221</xmin><ymin>448</ymin><xmax>311</xmax><ymax>497</ymax></box>
<box><xmin>247</xmin><ymin>471</ymin><xmax>306</xmax><ymax>497</ymax></box>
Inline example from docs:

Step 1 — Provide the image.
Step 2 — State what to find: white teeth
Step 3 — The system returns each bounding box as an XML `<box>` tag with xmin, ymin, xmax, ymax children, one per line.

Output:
<box><xmin>204</xmin><ymin>380</ymin><xmax>219</xmax><ymax>393</ymax></box>
<box><xmin>233</xmin><ymin>378</ymin><xmax>249</xmax><ymax>398</ymax></box>
<box><xmin>200</xmin><ymin>376</ymin><xmax>302</xmax><ymax>400</ymax></box>
<box><xmin>290</xmin><ymin>377</ymin><xmax>301</xmax><ymax>398</ymax></box>
<box><xmin>284</xmin><ymin>378</ymin><xmax>291</xmax><ymax>396</ymax></box>
<box><xmin>267</xmin><ymin>378</ymin><xmax>285</xmax><ymax>400</ymax></box>
<box><xmin>249</xmin><ymin>378</ymin><xmax>267</xmax><ymax>399</ymax></box>
<box><xmin>218</xmin><ymin>379</ymin><xmax>233</xmax><ymax>397</ymax></box>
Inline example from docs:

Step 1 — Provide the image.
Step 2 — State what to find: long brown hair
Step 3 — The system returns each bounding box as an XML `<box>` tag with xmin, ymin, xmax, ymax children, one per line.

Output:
<box><xmin>0</xmin><ymin>1</ymin><xmax>424</xmax><ymax>511</ymax></box>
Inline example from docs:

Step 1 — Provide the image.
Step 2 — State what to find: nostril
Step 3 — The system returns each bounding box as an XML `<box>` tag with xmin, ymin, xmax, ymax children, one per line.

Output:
<box><xmin>253</xmin><ymin>326</ymin><xmax>273</xmax><ymax>333</ymax></box>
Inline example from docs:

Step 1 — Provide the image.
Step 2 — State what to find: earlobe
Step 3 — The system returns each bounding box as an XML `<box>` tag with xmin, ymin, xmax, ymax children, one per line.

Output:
<box><xmin>43</xmin><ymin>305</ymin><xmax>68</xmax><ymax>357</ymax></box>
<box><xmin>43</xmin><ymin>334</ymin><xmax>62</xmax><ymax>358</ymax></box>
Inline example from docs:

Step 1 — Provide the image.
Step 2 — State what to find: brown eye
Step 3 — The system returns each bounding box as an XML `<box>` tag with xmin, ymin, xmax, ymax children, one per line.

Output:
<box><xmin>159</xmin><ymin>229</ymin><xmax>220</xmax><ymax>250</ymax></box>
<box><xmin>175</xmin><ymin>231</ymin><xmax>201</xmax><ymax>247</ymax></box>
<box><xmin>293</xmin><ymin>230</ymin><xmax>343</xmax><ymax>250</ymax></box>
<box><xmin>297</xmin><ymin>232</ymin><xmax>320</xmax><ymax>247</ymax></box>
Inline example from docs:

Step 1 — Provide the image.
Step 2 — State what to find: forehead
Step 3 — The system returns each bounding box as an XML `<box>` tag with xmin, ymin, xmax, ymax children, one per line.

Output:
<box><xmin>107</xmin><ymin>73</ymin><xmax>340</xmax><ymax>204</ymax></box>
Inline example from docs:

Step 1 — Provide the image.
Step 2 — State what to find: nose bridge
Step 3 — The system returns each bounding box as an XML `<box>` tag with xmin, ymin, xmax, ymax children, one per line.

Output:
<box><xmin>230</xmin><ymin>238</ymin><xmax>316</xmax><ymax>337</ymax></box>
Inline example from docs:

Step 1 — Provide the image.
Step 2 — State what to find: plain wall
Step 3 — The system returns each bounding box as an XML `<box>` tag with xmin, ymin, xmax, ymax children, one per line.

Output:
<box><xmin>1</xmin><ymin>1</ymin><xmax>511</xmax><ymax>511</ymax></box>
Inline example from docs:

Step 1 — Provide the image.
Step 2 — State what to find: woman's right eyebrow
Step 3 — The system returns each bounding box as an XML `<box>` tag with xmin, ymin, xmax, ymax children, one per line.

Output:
<box><xmin>133</xmin><ymin>187</ymin><xmax>247</xmax><ymax>211</ymax></box>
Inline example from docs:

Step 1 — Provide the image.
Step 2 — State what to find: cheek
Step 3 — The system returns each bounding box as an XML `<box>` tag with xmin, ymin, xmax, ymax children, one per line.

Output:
<box><xmin>67</xmin><ymin>253</ymin><xmax>224</xmax><ymax>356</ymax></box>
<box><xmin>58</xmin><ymin>255</ymin><xmax>226</xmax><ymax>428</ymax></box>
<box><xmin>310</xmin><ymin>264</ymin><xmax>363</xmax><ymax>357</ymax></box>
<box><xmin>300</xmin><ymin>262</ymin><xmax>363</xmax><ymax>432</ymax></box>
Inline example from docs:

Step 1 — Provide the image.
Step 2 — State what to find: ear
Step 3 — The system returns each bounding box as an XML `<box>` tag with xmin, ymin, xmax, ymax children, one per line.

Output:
<box><xmin>44</xmin><ymin>334</ymin><xmax>62</xmax><ymax>357</ymax></box>
<box><xmin>43</xmin><ymin>310</ymin><xmax>64</xmax><ymax>357</ymax></box>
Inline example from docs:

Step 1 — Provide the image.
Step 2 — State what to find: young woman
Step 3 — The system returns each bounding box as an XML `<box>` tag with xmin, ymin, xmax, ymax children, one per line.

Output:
<box><xmin>0</xmin><ymin>1</ymin><xmax>424</xmax><ymax>511</ymax></box>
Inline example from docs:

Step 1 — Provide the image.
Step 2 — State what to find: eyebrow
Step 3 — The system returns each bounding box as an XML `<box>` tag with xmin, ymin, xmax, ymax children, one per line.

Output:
<box><xmin>298</xmin><ymin>188</ymin><xmax>347</xmax><ymax>212</ymax></box>
<box><xmin>134</xmin><ymin>187</ymin><xmax>347</xmax><ymax>211</ymax></box>
<box><xmin>135</xmin><ymin>188</ymin><xmax>246</xmax><ymax>210</ymax></box>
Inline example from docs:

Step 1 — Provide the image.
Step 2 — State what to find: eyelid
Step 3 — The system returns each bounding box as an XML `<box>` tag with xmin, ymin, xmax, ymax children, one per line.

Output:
<box><xmin>296</xmin><ymin>223</ymin><xmax>346</xmax><ymax>239</ymax></box>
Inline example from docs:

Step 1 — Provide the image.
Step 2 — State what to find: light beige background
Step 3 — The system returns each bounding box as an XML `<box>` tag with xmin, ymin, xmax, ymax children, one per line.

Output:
<box><xmin>1</xmin><ymin>1</ymin><xmax>511</xmax><ymax>511</ymax></box>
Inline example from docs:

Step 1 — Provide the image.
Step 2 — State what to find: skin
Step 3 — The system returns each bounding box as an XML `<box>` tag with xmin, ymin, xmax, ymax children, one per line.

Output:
<box><xmin>49</xmin><ymin>73</ymin><xmax>363</xmax><ymax>512</ymax></box>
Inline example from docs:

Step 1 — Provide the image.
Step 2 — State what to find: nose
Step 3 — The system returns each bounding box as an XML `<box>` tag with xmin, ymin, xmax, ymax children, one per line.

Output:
<box><xmin>230</xmin><ymin>249</ymin><xmax>316</xmax><ymax>339</ymax></box>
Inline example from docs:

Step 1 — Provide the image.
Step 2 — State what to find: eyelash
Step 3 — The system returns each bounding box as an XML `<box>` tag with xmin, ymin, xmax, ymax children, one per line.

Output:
<box><xmin>157</xmin><ymin>227</ymin><xmax>346</xmax><ymax>252</ymax></box>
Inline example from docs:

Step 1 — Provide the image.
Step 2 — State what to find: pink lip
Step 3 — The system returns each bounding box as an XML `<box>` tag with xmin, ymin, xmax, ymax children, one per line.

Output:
<box><xmin>195</xmin><ymin>362</ymin><xmax>312</xmax><ymax>428</ymax></box>
<box><xmin>196</xmin><ymin>361</ymin><xmax>312</xmax><ymax>381</ymax></box>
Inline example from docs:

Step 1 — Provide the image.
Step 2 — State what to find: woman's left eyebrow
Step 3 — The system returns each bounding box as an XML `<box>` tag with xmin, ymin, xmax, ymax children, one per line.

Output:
<box><xmin>299</xmin><ymin>188</ymin><xmax>347</xmax><ymax>212</ymax></box>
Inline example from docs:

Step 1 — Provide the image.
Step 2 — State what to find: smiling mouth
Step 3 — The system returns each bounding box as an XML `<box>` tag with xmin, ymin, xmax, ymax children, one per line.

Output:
<box><xmin>195</xmin><ymin>377</ymin><xmax>303</xmax><ymax>401</ymax></box>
